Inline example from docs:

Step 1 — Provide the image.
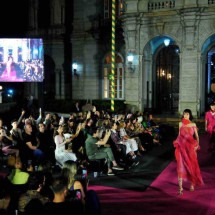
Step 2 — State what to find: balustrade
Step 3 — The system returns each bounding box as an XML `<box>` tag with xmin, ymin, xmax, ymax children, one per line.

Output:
<box><xmin>208</xmin><ymin>0</ymin><xmax>215</xmax><ymax>5</ymax></box>
<box><xmin>148</xmin><ymin>1</ymin><xmax>175</xmax><ymax>11</ymax></box>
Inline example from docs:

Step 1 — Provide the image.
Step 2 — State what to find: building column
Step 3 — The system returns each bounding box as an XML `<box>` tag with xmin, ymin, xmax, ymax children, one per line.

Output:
<box><xmin>179</xmin><ymin>49</ymin><xmax>198</xmax><ymax>116</ymax></box>
<box><xmin>55</xmin><ymin>69</ymin><xmax>61</xmax><ymax>99</ymax></box>
<box><xmin>29</xmin><ymin>0</ymin><xmax>38</xmax><ymax>29</ymax></box>
<box><xmin>178</xmin><ymin>8</ymin><xmax>201</xmax><ymax>117</ymax></box>
<box><xmin>61</xmin><ymin>68</ymin><xmax>65</xmax><ymax>99</ymax></box>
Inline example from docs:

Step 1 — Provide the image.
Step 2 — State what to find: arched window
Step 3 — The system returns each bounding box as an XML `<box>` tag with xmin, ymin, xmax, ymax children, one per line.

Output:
<box><xmin>103</xmin><ymin>0</ymin><xmax>124</xmax><ymax>19</ymax></box>
<box><xmin>103</xmin><ymin>53</ymin><xmax>124</xmax><ymax>99</ymax></box>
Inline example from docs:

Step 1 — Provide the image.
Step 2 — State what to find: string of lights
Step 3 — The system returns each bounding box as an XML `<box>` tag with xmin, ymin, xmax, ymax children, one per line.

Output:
<box><xmin>111</xmin><ymin>0</ymin><xmax>116</xmax><ymax>112</ymax></box>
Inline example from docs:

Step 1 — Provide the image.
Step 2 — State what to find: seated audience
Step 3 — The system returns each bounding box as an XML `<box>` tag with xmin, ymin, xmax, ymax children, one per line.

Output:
<box><xmin>62</xmin><ymin>161</ymin><xmax>86</xmax><ymax>203</ymax></box>
<box><xmin>7</xmin><ymin>157</ymin><xmax>29</xmax><ymax>185</ymax></box>
<box><xmin>0</xmin><ymin>177</ymin><xmax>11</xmax><ymax>215</ymax></box>
<box><xmin>22</xmin><ymin>124</ymin><xmax>44</xmax><ymax>166</ymax></box>
<box><xmin>119</xmin><ymin>120</ymin><xmax>143</xmax><ymax>155</ymax></box>
<box><xmin>6</xmin><ymin>157</ymin><xmax>30</xmax><ymax>214</ymax></box>
<box><xmin>0</xmin><ymin>118</ymin><xmax>19</xmax><ymax>158</ymax></box>
<box><xmin>44</xmin><ymin>175</ymin><xmax>84</xmax><ymax>214</ymax></box>
<box><xmin>124</xmin><ymin>119</ymin><xmax>146</xmax><ymax>152</ymax></box>
<box><xmin>142</xmin><ymin>113</ymin><xmax>161</xmax><ymax>145</ymax></box>
<box><xmin>36</xmin><ymin>122</ymin><xmax>55</xmax><ymax>164</ymax></box>
<box><xmin>18</xmin><ymin>172</ymin><xmax>49</xmax><ymax>214</ymax></box>
<box><xmin>85</xmin><ymin>127</ymin><xmax>124</xmax><ymax>176</ymax></box>
<box><xmin>10</xmin><ymin>119</ymin><xmax>23</xmax><ymax>154</ymax></box>
<box><xmin>54</xmin><ymin>125</ymin><xmax>77</xmax><ymax>166</ymax></box>
<box><xmin>62</xmin><ymin>160</ymin><xmax>102</xmax><ymax>215</ymax></box>
<box><xmin>109</xmin><ymin>121</ymin><xmax>139</xmax><ymax>167</ymax></box>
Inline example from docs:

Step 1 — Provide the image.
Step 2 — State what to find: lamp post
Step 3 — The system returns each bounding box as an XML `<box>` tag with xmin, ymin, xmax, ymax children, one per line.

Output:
<box><xmin>164</xmin><ymin>38</ymin><xmax>170</xmax><ymax>46</ymax></box>
<box><xmin>127</xmin><ymin>54</ymin><xmax>134</xmax><ymax>63</ymax></box>
<box><xmin>127</xmin><ymin>54</ymin><xmax>134</xmax><ymax>72</ymax></box>
<box><xmin>72</xmin><ymin>62</ymin><xmax>77</xmax><ymax>73</ymax></box>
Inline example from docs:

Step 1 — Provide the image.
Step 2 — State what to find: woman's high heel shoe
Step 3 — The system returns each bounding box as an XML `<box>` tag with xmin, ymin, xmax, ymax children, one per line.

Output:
<box><xmin>178</xmin><ymin>187</ymin><xmax>183</xmax><ymax>196</ymax></box>
<box><xmin>178</xmin><ymin>178</ymin><xmax>183</xmax><ymax>196</ymax></box>
<box><xmin>190</xmin><ymin>185</ymin><xmax>194</xmax><ymax>192</ymax></box>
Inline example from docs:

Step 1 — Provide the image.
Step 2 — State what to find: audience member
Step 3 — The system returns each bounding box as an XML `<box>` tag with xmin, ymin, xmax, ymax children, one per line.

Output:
<box><xmin>44</xmin><ymin>175</ymin><xmax>84</xmax><ymax>214</ymax></box>
<box><xmin>118</xmin><ymin>120</ymin><xmax>141</xmax><ymax>155</ymax></box>
<box><xmin>10</xmin><ymin>119</ymin><xmax>23</xmax><ymax>153</ymax></box>
<box><xmin>18</xmin><ymin>172</ymin><xmax>49</xmax><ymax>214</ymax></box>
<box><xmin>62</xmin><ymin>160</ymin><xmax>101</xmax><ymax>214</ymax></box>
<box><xmin>0</xmin><ymin>118</ymin><xmax>19</xmax><ymax>158</ymax></box>
<box><xmin>7</xmin><ymin>157</ymin><xmax>29</xmax><ymax>185</ymax></box>
<box><xmin>22</xmin><ymin>124</ymin><xmax>44</xmax><ymax>166</ymax></box>
<box><xmin>0</xmin><ymin>104</ymin><xmax>169</xmax><ymax>215</ymax></box>
<box><xmin>109</xmin><ymin>121</ymin><xmax>139</xmax><ymax>167</ymax></box>
<box><xmin>36</xmin><ymin>122</ymin><xmax>55</xmax><ymax>164</ymax></box>
<box><xmin>54</xmin><ymin>125</ymin><xmax>77</xmax><ymax>166</ymax></box>
<box><xmin>0</xmin><ymin>177</ymin><xmax>11</xmax><ymax>215</ymax></box>
<box><xmin>62</xmin><ymin>161</ymin><xmax>86</xmax><ymax>204</ymax></box>
<box><xmin>124</xmin><ymin>119</ymin><xmax>146</xmax><ymax>152</ymax></box>
<box><xmin>85</xmin><ymin>127</ymin><xmax>124</xmax><ymax>176</ymax></box>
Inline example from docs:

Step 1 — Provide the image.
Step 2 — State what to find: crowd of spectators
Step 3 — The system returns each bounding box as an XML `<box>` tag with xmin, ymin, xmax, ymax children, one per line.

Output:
<box><xmin>0</xmin><ymin>104</ymin><xmax>168</xmax><ymax>215</ymax></box>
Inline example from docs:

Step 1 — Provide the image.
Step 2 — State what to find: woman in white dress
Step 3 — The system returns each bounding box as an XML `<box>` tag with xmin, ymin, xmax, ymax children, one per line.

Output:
<box><xmin>54</xmin><ymin>125</ymin><xmax>77</xmax><ymax>166</ymax></box>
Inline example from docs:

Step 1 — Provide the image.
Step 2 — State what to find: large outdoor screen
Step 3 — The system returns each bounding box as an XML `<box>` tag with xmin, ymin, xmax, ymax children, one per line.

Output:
<box><xmin>0</xmin><ymin>38</ymin><xmax>44</xmax><ymax>82</ymax></box>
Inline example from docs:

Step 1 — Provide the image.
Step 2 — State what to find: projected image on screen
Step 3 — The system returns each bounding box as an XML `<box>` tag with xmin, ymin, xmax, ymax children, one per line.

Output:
<box><xmin>0</xmin><ymin>38</ymin><xmax>44</xmax><ymax>82</ymax></box>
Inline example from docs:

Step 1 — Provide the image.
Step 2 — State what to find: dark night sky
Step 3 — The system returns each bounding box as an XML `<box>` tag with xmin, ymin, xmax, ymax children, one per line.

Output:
<box><xmin>0</xmin><ymin>1</ymin><xmax>29</xmax><ymax>37</ymax></box>
<box><xmin>0</xmin><ymin>1</ymin><xmax>29</xmax><ymax>99</ymax></box>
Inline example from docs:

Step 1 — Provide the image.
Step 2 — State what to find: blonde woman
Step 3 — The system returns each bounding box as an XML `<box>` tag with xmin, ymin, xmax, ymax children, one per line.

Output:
<box><xmin>62</xmin><ymin>160</ymin><xmax>86</xmax><ymax>205</ymax></box>
<box><xmin>62</xmin><ymin>160</ymin><xmax>101</xmax><ymax>215</ymax></box>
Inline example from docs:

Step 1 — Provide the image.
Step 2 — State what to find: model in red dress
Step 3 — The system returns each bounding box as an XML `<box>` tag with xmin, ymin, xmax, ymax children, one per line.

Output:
<box><xmin>205</xmin><ymin>102</ymin><xmax>215</xmax><ymax>151</ymax></box>
<box><xmin>173</xmin><ymin>109</ymin><xmax>204</xmax><ymax>195</ymax></box>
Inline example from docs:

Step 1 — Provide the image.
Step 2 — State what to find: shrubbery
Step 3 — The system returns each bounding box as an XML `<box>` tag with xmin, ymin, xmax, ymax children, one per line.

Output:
<box><xmin>44</xmin><ymin>99</ymin><xmax>126</xmax><ymax>113</ymax></box>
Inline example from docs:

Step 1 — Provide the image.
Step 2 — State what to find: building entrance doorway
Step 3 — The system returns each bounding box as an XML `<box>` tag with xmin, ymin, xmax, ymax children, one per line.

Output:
<box><xmin>206</xmin><ymin>47</ymin><xmax>215</xmax><ymax>110</ymax></box>
<box><xmin>155</xmin><ymin>45</ymin><xmax>179</xmax><ymax>114</ymax></box>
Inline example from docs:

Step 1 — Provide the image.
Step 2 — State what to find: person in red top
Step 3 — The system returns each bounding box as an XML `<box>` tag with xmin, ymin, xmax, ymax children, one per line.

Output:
<box><xmin>205</xmin><ymin>101</ymin><xmax>215</xmax><ymax>152</ymax></box>
<box><xmin>173</xmin><ymin>109</ymin><xmax>204</xmax><ymax>196</ymax></box>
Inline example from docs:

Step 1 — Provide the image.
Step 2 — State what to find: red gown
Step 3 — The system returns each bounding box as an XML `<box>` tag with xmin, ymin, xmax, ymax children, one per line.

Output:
<box><xmin>173</xmin><ymin>123</ymin><xmax>204</xmax><ymax>186</ymax></box>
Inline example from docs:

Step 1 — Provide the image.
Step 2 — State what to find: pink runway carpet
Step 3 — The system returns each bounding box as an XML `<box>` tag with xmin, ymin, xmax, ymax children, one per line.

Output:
<box><xmin>89</xmin><ymin>133</ymin><xmax>215</xmax><ymax>215</ymax></box>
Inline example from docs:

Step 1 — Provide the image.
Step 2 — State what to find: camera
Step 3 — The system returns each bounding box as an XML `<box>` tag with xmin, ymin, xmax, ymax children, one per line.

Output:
<box><xmin>67</xmin><ymin>189</ymin><xmax>82</xmax><ymax>201</ymax></box>
<box><xmin>75</xmin><ymin>190</ymin><xmax>81</xmax><ymax>200</ymax></box>
<box><xmin>82</xmin><ymin>169</ymin><xmax>87</xmax><ymax>179</ymax></box>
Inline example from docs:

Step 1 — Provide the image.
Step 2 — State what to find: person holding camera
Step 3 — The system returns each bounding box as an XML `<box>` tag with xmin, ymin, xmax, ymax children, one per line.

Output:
<box><xmin>109</xmin><ymin>121</ymin><xmax>139</xmax><ymax>167</ymax></box>
<box><xmin>44</xmin><ymin>175</ymin><xmax>84</xmax><ymax>215</ymax></box>
<box><xmin>62</xmin><ymin>160</ymin><xmax>86</xmax><ymax>204</ymax></box>
<box><xmin>85</xmin><ymin>127</ymin><xmax>124</xmax><ymax>176</ymax></box>
<box><xmin>62</xmin><ymin>160</ymin><xmax>102</xmax><ymax>215</ymax></box>
<box><xmin>0</xmin><ymin>118</ymin><xmax>19</xmax><ymax>158</ymax></box>
<box><xmin>54</xmin><ymin>124</ymin><xmax>77</xmax><ymax>166</ymax></box>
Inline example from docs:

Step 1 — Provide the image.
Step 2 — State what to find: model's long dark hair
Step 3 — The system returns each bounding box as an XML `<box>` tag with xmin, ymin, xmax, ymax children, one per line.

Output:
<box><xmin>182</xmin><ymin>109</ymin><xmax>193</xmax><ymax>121</ymax></box>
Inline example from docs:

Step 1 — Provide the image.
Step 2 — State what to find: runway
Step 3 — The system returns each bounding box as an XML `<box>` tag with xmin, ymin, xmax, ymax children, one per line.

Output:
<box><xmin>89</xmin><ymin>133</ymin><xmax>215</xmax><ymax>215</ymax></box>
